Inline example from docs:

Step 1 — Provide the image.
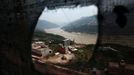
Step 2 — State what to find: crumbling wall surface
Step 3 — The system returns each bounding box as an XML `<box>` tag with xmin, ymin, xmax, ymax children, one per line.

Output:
<box><xmin>34</xmin><ymin>62</ymin><xmax>89</xmax><ymax>75</ymax></box>
<box><xmin>0</xmin><ymin>0</ymin><xmax>38</xmax><ymax>75</ymax></box>
<box><xmin>0</xmin><ymin>0</ymin><xmax>96</xmax><ymax>75</ymax></box>
<box><xmin>99</xmin><ymin>0</ymin><xmax>134</xmax><ymax>47</ymax></box>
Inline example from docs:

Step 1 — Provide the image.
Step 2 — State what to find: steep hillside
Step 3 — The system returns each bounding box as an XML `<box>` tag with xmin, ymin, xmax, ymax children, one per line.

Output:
<box><xmin>62</xmin><ymin>16</ymin><xmax>98</xmax><ymax>33</ymax></box>
<box><xmin>35</xmin><ymin>20</ymin><xmax>59</xmax><ymax>31</ymax></box>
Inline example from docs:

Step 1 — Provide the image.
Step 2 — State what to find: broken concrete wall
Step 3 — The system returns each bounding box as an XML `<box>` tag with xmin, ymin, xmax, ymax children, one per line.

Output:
<box><xmin>1</xmin><ymin>0</ymin><xmax>134</xmax><ymax>75</ymax></box>
<box><xmin>0</xmin><ymin>0</ymin><xmax>97</xmax><ymax>75</ymax></box>
<box><xmin>0</xmin><ymin>0</ymin><xmax>37</xmax><ymax>75</ymax></box>
<box><xmin>99</xmin><ymin>0</ymin><xmax>134</xmax><ymax>47</ymax></box>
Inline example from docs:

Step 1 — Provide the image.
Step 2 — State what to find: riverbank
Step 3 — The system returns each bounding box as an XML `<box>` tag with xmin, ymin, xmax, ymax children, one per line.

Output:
<box><xmin>45</xmin><ymin>28</ymin><xmax>97</xmax><ymax>44</ymax></box>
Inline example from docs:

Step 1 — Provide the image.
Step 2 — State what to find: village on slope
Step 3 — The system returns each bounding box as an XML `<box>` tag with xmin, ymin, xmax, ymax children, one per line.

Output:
<box><xmin>31</xmin><ymin>39</ymin><xmax>87</xmax><ymax>64</ymax></box>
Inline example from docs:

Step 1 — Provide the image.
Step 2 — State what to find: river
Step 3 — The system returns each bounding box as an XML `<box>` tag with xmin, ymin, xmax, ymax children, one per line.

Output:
<box><xmin>45</xmin><ymin>28</ymin><xmax>97</xmax><ymax>44</ymax></box>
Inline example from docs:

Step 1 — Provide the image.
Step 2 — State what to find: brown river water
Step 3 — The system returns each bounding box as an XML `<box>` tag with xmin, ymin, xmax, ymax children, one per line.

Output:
<box><xmin>45</xmin><ymin>28</ymin><xmax>97</xmax><ymax>44</ymax></box>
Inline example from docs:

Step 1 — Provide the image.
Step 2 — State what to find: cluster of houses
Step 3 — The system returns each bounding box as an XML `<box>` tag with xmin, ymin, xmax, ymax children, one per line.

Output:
<box><xmin>32</xmin><ymin>39</ymin><xmax>79</xmax><ymax>63</ymax></box>
<box><xmin>59</xmin><ymin>39</ymin><xmax>78</xmax><ymax>54</ymax></box>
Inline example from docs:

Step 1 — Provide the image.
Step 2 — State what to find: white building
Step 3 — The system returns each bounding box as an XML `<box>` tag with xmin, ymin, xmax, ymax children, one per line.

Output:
<box><xmin>68</xmin><ymin>46</ymin><xmax>78</xmax><ymax>52</ymax></box>
<box><xmin>63</xmin><ymin>39</ymin><xmax>71</xmax><ymax>52</ymax></box>
<box><xmin>32</xmin><ymin>41</ymin><xmax>53</xmax><ymax>57</ymax></box>
<box><xmin>41</xmin><ymin>48</ymin><xmax>53</xmax><ymax>57</ymax></box>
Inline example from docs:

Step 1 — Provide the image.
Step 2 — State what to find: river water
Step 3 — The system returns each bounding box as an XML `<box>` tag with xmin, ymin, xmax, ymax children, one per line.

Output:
<box><xmin>45</xmin><ymin>28</ymin><xmax>97</xmax><ymax>44</ymax></box>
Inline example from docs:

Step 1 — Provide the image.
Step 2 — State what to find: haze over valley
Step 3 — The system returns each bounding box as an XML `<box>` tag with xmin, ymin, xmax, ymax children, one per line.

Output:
<box><xmin>34</xmin><ymin>5</ymin><xmax>98</xmax><ymax>44</ymax></box>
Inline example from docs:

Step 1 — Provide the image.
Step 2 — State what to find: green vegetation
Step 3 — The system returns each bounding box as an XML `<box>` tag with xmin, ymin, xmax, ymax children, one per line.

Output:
<box><xmin>61</xmin><ymin>44</ymin><xmax>95</xmax><ymax>73</ymax></box>
<box><xmin>33</xmin><ymin>31</ymin><xmax>96</xmax><ymax>73</ymax></box>
<box><xmin>33</xmin><ymin>31</ymin><xmax>65</xmax><ymax>53</ymax></box>
<box><xmin>33</xmin><ymin>31</ymin><xmax>65</xmax><ymax>44</ymax></box>
<box><xmin>49</xmin><ymin>44</ymin><xmax>59</xmax><ymax>53</ymax></box>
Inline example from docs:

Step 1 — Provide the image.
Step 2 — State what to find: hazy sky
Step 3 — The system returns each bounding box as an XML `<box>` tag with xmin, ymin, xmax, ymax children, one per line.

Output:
<box><xmin>39</xmin><ymin>5</ymin><xmax>98</xmax><ymax>25</ymax></box>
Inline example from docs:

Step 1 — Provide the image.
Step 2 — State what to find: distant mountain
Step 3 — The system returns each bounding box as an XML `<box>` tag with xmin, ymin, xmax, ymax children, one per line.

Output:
<box><xmin>35</xmin><ymin>20</ymin><xmax>59</xmax><ymax>31</ymax></box>
<box><xmin>62</xmin><ymin>16</ymin><xmax>98</xmax><ymax>33</ymax></box>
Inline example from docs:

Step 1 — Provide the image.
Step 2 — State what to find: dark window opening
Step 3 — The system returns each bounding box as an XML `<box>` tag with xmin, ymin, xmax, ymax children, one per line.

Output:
<box><xmin>113</xmin><ymin>5</ymin><xmax>129</xmax><ymax>28</ymax></box>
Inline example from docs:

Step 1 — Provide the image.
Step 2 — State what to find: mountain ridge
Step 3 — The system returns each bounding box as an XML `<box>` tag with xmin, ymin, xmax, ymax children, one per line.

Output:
<box><xmin>35</xmin><ymin>20</ymin><xmax>59</xmax><ymax>31</ymax></box>
<box><xmin>62</xmin><ymin>15</ymin><xmax>98</xmax><ymax>33</ymax></box>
